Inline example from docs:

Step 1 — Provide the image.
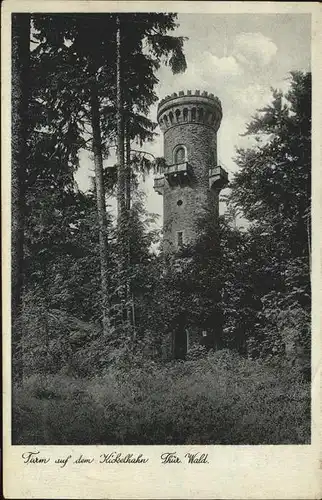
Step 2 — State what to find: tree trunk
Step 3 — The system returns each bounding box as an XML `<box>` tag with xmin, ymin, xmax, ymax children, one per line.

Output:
<box><xmin>116</xmin><ymin>15</ymin><xmax>128</xmax><ymax>323</ymax></box>
<box><xmin>90</xmin><ymin>81</ymin><xmax>110</xmax><ymax>334</ymax></box>
<box><xmin>116</xmin><ymin>15</ymin><xmax>126</xmax><ymax>224</ymax></box>
<box><xmin>11</xmin><ymin>13</ymin><xmax>30</xmax><ymax>384</ymax></box>
<box><xmin>124</xmin><ymin>116</ymin><xmax>134</xmax><ymax>326</ymax></box>
<box><xmin>125</xmin><ymin>118</ymin><xmax>131</xmax><ymax>213</ymax></box>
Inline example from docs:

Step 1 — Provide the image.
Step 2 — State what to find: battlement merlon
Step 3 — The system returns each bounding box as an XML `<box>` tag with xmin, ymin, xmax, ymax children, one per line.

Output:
<box><xmin>158</xmin><ymin>89</ymin><xmax>221</xmax><ymax>107</ymax></box>
<box><xmin>157</xmin><ymin>90</ymin><xmax>223</xmax><ymax>132</ymax></box>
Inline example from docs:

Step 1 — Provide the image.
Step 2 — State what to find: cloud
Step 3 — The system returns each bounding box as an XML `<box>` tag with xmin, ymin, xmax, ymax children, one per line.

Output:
<box><xmin>233</xmin><ymin>32</ymin><xmax>278</xmax><ymax>67</ymax></box>
<box><xmin>235</xmin><ymin>83</ymin><xmax>273</xmax><ymax>113</ymax></box>
<box><xmin>207</xmin><ymin>53</ymin><xmax>242</xmax><ymax>77</ymax></box>
<box><xmin>156</xmin><ymin>50</ymin><xmax>243</xmax><ymax>100</ymax></box>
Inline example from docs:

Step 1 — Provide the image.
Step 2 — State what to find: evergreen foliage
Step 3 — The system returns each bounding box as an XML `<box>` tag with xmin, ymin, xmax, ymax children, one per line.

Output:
<box><xmin>10</xmin><ymin>12</ymin><xmax>311</xmax><ymax>444</ymax></box>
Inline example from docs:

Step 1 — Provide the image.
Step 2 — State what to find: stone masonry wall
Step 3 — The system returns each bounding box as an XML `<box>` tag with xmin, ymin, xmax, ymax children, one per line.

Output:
<box><xmin>162</xmin><ymin>122</ymin><xmax>218</xmax><ymax>252</ymax></box>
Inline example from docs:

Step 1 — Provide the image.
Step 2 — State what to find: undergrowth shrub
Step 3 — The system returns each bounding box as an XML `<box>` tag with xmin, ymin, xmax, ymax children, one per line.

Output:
<box><xmin>13</xmin><ymin>350</ymin><xmax>310</xmax><ymax>445</ymax></box>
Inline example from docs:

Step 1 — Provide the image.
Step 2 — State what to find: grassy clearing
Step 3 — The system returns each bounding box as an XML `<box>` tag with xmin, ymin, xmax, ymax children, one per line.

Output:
<box><xmin>12</xmin><ymin>350</ymin><xmax>310</xmax><ymax>445</ymax></box>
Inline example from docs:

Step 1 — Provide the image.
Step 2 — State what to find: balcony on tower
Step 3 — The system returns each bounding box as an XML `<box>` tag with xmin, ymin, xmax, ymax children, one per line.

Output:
<box><xmin>153</xmin><ymin>175</ymin><xmax>165</xmax><ymax>195</ymax></box>
<box><xmin>209</xmin><ymin>165</ymin><xmax>228</xmax><ymax>190</ymax></box>
<box><xmin>153</xmin><ymin>161</ymin><xmax>192</xmax><ymax>194</ymax></box>
<box><xmin>164</xmin><ymin>161</ymin><xmax>192</xmax><ymax>186</ymax></box>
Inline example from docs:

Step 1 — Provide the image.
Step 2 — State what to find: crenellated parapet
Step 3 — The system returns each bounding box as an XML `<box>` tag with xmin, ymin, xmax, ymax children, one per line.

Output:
<box><xmin>157</xmin><ymin>89</ymin><xmax>222</xmax><ymax>132</ymax></box>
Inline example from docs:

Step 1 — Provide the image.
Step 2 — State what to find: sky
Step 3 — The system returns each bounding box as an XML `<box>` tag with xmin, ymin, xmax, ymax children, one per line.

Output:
<box><xmin>74</xmin><ymin>13</ymin><xmax>311</xmax><ymax>227</ymax></box>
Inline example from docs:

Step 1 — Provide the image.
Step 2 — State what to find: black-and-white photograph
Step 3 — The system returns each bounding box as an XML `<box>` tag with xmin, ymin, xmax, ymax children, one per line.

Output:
<box><xmin>11</xmin><ymin>10</ymin><xmax>311</xmax><ymax>446</ymax></box>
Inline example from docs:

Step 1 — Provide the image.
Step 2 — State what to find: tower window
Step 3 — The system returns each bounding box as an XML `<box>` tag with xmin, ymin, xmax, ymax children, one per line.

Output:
<box><xmin>177</xmin><ymin>231</ymin><xmax>183</xmax><ymax>247</ymax></box>
<box><xmin>177</xmin><ymin>199</ymin><xmax>183</xmax><ymax>206</ymax></box>
<box><xmin>174</xmin><ymin>146</ymin><xmax>186</xmax><ymax>164</ymax></box>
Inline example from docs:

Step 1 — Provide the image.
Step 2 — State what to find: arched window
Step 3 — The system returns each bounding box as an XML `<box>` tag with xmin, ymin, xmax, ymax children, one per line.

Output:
<box><xmin>174</xmin><ymin>145</ymin><xmax>186</xmax><ymax>164</ymax></box>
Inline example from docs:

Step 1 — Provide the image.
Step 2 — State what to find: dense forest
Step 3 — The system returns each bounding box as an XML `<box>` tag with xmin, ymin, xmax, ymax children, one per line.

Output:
<box><xmin>12</xmin><ymin>13</ymin><xmax>311</xmax><ymax>444</ymax></box>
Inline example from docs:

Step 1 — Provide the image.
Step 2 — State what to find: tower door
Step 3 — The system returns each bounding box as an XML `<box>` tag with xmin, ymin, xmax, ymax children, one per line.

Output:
<box><xmin>173</xmin><ymin>328</ymin><xmax>188</xmax><ymax>359</ymax></box>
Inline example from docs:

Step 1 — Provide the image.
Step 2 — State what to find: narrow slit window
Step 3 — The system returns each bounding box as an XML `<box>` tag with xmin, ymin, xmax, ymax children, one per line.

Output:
<box><xmin>177</xmin><ymin>231</ymin><xmax>183</xmax><ymax>247</ymax></box>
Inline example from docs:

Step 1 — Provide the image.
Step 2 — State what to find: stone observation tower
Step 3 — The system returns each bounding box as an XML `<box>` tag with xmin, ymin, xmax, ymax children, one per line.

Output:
<box><xmin>154</xmin><ymin>90</ymin><xmax>228</xmax><ymax>252</ymax></box>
